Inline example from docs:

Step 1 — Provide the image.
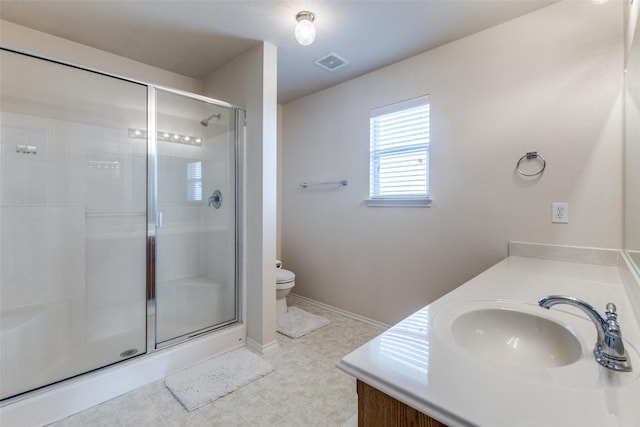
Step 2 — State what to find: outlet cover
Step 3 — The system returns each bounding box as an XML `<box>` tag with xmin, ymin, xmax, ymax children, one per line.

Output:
<box><xmin>552</xmin><ymin>202</ymin><xmax>569</xmax><ymax>223</ymax></box>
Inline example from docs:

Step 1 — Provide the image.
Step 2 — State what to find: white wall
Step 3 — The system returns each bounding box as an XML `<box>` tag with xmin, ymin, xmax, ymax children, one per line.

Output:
<box><xmin>626</xmin><ymin>2</ymin><xmax>640</xmax><ymax>253</ymax></box>
<box><xmin>625</xmin><ymin>0</ymin><xmax>640</xmax><ymax>62</ymax></box>
<box><xmin>277</xmin><ymin>104</ymin><xmax>284</xmax><ymax>259</ymax></box>
<box><xmin>204</xmin><ymin>43</ymin><xmax>279</xmax><ymax>351</ymax></box>
<box><xmin>0</xmin><ymin>56</ymin><xmax>148</xmax><ymax>398</ymax></box>
<box><xmin>281</xmin><ymin>0</ymin><xmax>624</xmax><ymax>325</ymax></box>
<box><xmin>0</xmin><ymin>20</ymin><xmax>203</xmax><ymax>93</ymax></box>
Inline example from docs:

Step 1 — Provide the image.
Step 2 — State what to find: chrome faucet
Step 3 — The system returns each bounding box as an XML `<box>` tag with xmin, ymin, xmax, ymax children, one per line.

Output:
<box><xmin>538</xmin><ymin>295</ymin><xmax>632</xmax><ymax>372</ymax></box>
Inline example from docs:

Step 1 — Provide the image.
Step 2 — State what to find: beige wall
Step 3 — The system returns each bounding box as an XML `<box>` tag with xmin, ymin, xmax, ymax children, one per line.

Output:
<box><xmin>626</xmin><ymin>2</ymin><xmax>640</xmax><ymax>253</ymax></box>
<box><xmin>204</xmin><ymin>43</ymin><xmax>279</xmax><ymax>351</ymax></box>
<box><xmin>281</xmin><ymin>0</ymin><xmax>624</xmax><ymax>325</ymax></box>
<box><xmin>277</xmin><ymin>104</ymin><xmax>283</xmax><ymax>260</ymax></box>
<box><xmin>0</xmin><ymin>20</ymin><xmax>203</xmax><ymax>94</ymax></box>
<box><xmin>625</xmin><ymin>0</ymin><xmax>640</xmax><ymax>61</ymax></box>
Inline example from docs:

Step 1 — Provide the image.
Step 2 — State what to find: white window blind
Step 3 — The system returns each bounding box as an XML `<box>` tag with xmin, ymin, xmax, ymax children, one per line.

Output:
<box><xmin>187</xmin><ymin>161</ymin><xmax>202</xmax><ymax>202</ymax></box>
<box><xmin>369</xmin><ymin>96</ymin><xmax>430</xmax><ymax>204</ymax></box>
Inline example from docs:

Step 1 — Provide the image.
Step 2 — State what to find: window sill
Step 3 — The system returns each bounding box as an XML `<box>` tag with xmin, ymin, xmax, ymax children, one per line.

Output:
<box><xmin>365</xmin><ymin>198</ymin><xmax>432</xmax><ymax>208</ymax></box>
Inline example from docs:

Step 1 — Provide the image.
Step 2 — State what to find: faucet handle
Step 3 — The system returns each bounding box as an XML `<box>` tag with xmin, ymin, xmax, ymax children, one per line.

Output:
<box><xmin>539</xmin><ymin>296</ymin><xmax>632</xmax><ymax>371</ymax></box>
<box><xmin>599</xmin><ymin>302</ymin><xmax>632</xmax><ymax>372</ymax></box>
<box><xmin>604</xmin><ymin>303</ymin><xmax>621</xmax><ymax>337</ymax></box>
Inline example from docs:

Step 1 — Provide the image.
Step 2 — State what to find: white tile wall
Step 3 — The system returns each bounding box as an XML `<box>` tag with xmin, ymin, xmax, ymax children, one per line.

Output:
<box><xmin>0</xmin><ymin>110</ymin><xmax>148</xmax><ymax>398</ymax></box>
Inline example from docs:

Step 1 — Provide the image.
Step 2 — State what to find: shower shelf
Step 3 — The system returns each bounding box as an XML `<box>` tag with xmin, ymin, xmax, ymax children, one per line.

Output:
<box><xmin>85</xmin><ymin>212</ymin><xmax>146</xmax><ymax>217</ymax></box>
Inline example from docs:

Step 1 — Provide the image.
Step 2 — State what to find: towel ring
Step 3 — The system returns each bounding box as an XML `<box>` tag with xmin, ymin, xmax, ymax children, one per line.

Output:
<box><xmin>517</xmin><ymin>152</ymin><xmax>546</xmax><ymax>177</ymax></box>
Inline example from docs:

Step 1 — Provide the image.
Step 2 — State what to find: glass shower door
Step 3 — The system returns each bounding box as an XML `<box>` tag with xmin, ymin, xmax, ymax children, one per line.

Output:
<box><xmin>154</xmin><ymin>89</ymin><xmax>238</xmax><ymax>345</ymax></box>
<box><xmin>0</xmin><ymin>49</ymin><xmax>148</xmax><ymax>399</ymax></box>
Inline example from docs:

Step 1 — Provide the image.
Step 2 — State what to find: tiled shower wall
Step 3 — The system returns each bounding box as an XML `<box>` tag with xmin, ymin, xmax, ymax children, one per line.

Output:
<box><xmin>156</xmin><ymin>130</ymin><xmax>232</xmax><ymax>286</ymax></box>
<box><xmin>0</xmin><ymin>111</ymin><xmax>147</xmax><ymax>396</ymax></box>
<box><xmin>0</xmin><ymin>111</ymin><xmax>147</xmax><ymax>316</ymax></box>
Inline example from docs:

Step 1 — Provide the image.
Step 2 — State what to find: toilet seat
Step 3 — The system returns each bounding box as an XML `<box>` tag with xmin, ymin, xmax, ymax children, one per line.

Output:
<box><xmin>275</xmin><ymin>266</ymin><xmax>295</xmax><ymax>314</ymax></box>
<box><xmin>276</xmin><ymin>268</ymin><xmax>295</xmax><ymax>285</ymax></box>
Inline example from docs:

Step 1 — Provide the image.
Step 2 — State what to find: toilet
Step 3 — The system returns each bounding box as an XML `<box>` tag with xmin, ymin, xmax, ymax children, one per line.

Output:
<box><xmin>275</xmin><ymin>260</ymin><xmax>295</xmax><ymax>314</ymax></box>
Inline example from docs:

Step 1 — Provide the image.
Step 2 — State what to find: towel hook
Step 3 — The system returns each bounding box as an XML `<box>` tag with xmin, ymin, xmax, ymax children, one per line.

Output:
<box><xmin>517</xmin><ymin>152</ymin><xmax>546</xmax><ymax>177</ymax></box>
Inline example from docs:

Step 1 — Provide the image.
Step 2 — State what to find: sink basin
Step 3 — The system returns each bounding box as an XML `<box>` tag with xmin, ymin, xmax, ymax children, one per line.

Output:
<box><xmin>450</xmin><ymin>307</ymin><xmax>582</xmax><ymax>368</ymax></box>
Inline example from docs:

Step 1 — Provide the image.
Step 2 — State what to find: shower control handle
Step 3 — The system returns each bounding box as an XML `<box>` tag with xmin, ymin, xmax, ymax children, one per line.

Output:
<box><xmin>208</xmin><ymin>190</ymin><xmax>222</xmax><ymax>209</ymax></box>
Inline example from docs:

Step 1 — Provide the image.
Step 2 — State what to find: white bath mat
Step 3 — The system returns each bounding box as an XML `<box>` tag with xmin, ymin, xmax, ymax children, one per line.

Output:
<box><xmin>277</xmin><ymin>306</ymin><xmax>330</xmax><ymax>338</ymax></box>
<box><xmin>164</xmin><ymin>348</ymin><xmax>272</xmax><ymax>411</ymax></box>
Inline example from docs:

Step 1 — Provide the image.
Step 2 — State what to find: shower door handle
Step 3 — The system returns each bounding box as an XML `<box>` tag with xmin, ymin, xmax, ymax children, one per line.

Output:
<box><xmin>157</xmin><ymin>211</ymin><xmax>163</xmax><ymax>228</ymax></box>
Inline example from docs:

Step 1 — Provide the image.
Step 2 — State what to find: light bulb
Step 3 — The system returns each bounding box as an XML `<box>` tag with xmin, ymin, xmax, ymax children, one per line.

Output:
<box><xmin>295</xmin><ymin>12</ymin><xmax>316</xmax><ymax>46</ymax></box>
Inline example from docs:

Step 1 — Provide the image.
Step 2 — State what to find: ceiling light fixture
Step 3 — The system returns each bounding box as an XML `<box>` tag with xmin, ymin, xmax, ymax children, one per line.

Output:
<box><xmin>294</xmin><ymin>11</ymin><xmax>316</xmax><ymax>46</ymax></box>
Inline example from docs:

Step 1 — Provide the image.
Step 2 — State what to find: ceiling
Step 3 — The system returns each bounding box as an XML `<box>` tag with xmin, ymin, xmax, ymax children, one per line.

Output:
<box><xmin>0</xmin><ymin>1</ymin><xmax>559</xmax><ymax>104</ymax></box>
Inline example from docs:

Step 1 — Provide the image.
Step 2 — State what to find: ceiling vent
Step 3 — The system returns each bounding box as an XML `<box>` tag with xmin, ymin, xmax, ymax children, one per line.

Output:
<box><xmin>314</xmin><ymin>52</ymin><xmax>349</xmax><ymax>72</ymax></box>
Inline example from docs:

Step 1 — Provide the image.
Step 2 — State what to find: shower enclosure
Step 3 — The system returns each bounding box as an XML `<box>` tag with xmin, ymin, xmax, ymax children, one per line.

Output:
<box><xmin>0</xmin><ymin>48</ymin><xmax>242</xmax><ymax>401</ymax></box>
<box><xmin>153</xmin><ymin>89</ymin><xmax>239</xmax><ymax>346</ymax></box>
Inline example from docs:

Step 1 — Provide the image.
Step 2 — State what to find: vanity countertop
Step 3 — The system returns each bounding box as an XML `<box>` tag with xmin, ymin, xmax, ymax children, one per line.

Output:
<box><xmin>336</xmin><ymin>250</ymin><xmax>640</xmax><ymax>427</ymax></box>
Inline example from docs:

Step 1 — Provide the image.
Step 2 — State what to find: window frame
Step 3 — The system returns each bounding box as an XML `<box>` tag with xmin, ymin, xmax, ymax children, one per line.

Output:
<box><xmin>367</xmin><ymin>95</ymin><xmax>432</xmax><ymax>207</ymax></box>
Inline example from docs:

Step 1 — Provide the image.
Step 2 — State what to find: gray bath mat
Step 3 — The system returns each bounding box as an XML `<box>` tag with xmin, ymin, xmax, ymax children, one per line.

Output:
<box><xmin>277</xmin><ymin>306</ymin><xmax>330</xmax><ymax>338</ymax></box>
<box><xmin>164</xmin><ymin>348</ymin><xmax>272</xmax><ymax>411</ymax></box>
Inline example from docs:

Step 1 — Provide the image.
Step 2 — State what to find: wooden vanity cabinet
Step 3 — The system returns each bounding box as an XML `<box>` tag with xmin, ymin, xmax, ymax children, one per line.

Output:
<box><xmin>356</xmin><ymin>380</ymin><xmax>448</xmax><ymax>427</ymax></box>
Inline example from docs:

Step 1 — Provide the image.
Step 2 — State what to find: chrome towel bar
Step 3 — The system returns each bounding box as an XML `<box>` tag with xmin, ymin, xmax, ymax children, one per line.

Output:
<box><xmin>300</xmin><ymin>180</ymin><xmax>348</xmax><ymax>188</ymax></box>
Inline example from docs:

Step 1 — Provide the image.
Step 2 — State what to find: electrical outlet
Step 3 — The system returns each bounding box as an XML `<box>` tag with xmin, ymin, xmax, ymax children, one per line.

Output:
<box><xmin>552</xmin><ymin>203</ymin><xmax>569</xmax><ymax>223</ymax></box>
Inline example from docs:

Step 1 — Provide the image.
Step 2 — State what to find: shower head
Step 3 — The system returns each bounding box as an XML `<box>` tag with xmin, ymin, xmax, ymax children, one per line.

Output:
<box><xmin>200</xmin><ymin>113</ymin><xmax>221</xmax><ymax>127</ymax></box>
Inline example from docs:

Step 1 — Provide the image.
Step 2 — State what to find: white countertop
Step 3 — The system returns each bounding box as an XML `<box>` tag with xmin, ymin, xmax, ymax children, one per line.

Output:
<box><xmin>337</xmin><ymin>248</ymin><xmax>640</xmax><ymax>427</ymax></box>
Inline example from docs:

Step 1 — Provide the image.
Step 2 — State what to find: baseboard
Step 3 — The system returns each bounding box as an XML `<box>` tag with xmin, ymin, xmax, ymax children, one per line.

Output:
<box><xmin>246</xmin><ymin>337</ymin><xmax>279</xmax><ymax>354</ymax></box>
<box><xmin>288</xmin><ymin>293</ymin><xmax>390</xmax><ymax>330</ymax></box>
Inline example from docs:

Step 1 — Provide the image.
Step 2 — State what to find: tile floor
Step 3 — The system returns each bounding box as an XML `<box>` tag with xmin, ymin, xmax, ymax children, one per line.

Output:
<box><xmin>48</xmin><ymin>297</ymin><xmax>385</xmax><ymax>427</ymax></box>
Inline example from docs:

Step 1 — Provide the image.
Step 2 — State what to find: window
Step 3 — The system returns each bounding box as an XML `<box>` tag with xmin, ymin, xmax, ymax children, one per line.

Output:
<box><xmin>187</xmin><ymin>161</ymin><xmax>202</xmax><ymax>202</ymax></box>
<box><xmin>368</xmin><ymin>96</ymin><xmax>431</xmax><ymax>207</ymax></box>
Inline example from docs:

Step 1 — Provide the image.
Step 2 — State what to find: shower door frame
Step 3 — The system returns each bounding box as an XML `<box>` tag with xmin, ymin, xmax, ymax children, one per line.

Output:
<box><xmin>0</xmin><ymin>46</ymin><xmax>245</xmax><ymax>369</ymax></box>
<box><xmin>147</xmin><ymin>85</ymin><xmax>245</xmax><ymax>350</ymax></box>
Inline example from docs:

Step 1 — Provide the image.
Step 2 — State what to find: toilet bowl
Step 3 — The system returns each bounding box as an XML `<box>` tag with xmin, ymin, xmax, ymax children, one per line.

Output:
<box><xmin>276</xmin><ymin>261</ymin><xmax>295</xmax><ymax>315</ymax></box>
